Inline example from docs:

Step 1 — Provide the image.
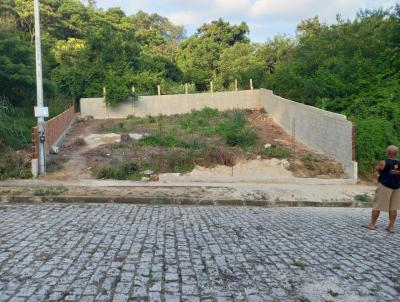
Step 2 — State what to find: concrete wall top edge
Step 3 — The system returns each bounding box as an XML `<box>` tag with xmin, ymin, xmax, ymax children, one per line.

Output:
<box><xmin>139</xmin><ymin>89</ymin><xmax>255</xmax><ymax>100</ymax></box>
<box><xmin>259</xmin><ymin>89</ymin><xmax>349</xmax><ymax>122</ymax></box>
<box><xmin>80</xmin><ymin>97</ymin><xmax>104</xmax><ymax>101</ymax></box>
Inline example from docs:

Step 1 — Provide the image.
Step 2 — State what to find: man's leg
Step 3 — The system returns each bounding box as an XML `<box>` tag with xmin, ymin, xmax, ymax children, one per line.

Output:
<box><xmin>387</xmin><ymin>210</ymin><xmax>397</xmax><ymax>233</ymax></box>
<box><xmin>367</xmin><ymin>210</ymin><xmax>380</xmax><ymax>229</ymax></box>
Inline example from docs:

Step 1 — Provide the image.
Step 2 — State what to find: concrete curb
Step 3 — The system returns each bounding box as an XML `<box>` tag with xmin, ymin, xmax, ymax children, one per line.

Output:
<box><xmin>1</xmin><ymin>195</ymin><xmax>373</xmax><ymax>208</ymax></box>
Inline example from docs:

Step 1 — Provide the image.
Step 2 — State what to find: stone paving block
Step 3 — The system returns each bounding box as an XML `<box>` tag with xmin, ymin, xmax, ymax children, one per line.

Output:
<box><xmin>0</xmin><ymin>205</ymin><xmax>399</xmax><ymax>301</ymax></box>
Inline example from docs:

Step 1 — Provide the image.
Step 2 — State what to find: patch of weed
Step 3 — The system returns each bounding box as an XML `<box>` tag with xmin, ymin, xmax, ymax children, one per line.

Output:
<box><xmin>97</xmin><ymin>162</ymin><xmax>140</xmax><ymax>180</ymax></box>
<box><xmin>129</xmin><ymin>172</ymin><xmax>144</xmax><ymax>181</ymax></box>
<box><xmin>140</xmin><ymin>134</ymin><xmax>190</xmax><ymax>148</ymax></box>
<box><xmin>112</xmin><ymin>143</ymin><xmax>126</xmax><ymax>149</ymax></box>
<box><xmin>33</xmin><ymin>186</ymin><xmax>68</xmax><ymax>196</ymax></box>
<box><xmin>328</xmin><ymin>289</ymin><xmax>339</xmax><ymax>297</ymax></box>
<box><xmin>147</xmin><ymin>115</ymin><xmax>157</xmax><ymax>123</ymax></box>
<box><xmin>335</xmin><ymin>250</ymin><xmax>343</xmax><ymax>256</ymax></box>
<box><xmin>178</xmin><ymin>107</ymin><xmax>220</xmax><ymax>134</ymax></box>
<box><xmin>216</xmin><ymin>111</ymin><xmax>257</xmax><ymax>148</ymax></box>
<box><xmin>354</xmin><ymin>193</ymin><xmax>372</xmax><ymax>202</ymax></box>
<box><xmin>261</xmin><ymin>146</ymin><xmax>291</xmax><ymax>159</ymax></box>
<box><xmin>0</xmin><ymin>144</ymin><xmax>32</xmax><ymax>180</ymax></box>
<box><xmin>200</xmin><ymin>146</ymin><xmax>236</xmax><ymax>167</ymax></box>
<box><xmin>291</xmin><ymin>260</ymin><xmax>307</xmax><ymax>269</ymax></box>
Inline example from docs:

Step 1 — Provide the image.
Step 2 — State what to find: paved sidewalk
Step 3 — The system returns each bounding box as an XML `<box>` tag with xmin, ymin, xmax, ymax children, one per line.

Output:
<box><xmin>0</xmin><ymin>205</ymin><xmax>399</xmax><ymax>302</ymax></box>
<box><xmin>0</xmin><ymin>179</ymin><xmax>374</xmax><ymax>204</ymax></box>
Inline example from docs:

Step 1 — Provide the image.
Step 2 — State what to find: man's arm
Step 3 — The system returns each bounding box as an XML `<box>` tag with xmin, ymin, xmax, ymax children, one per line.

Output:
<box><xmin>374</xmin><ymin>160</ymin><xmax>385</xmax><ymax>177</ymax></box>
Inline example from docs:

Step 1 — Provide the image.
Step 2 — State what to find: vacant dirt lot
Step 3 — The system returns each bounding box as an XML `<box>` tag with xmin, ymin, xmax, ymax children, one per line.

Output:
<box><xmin>45</xmin><ymin>109</ymin><xmax>343</xmax><ymax>181</ymax></box>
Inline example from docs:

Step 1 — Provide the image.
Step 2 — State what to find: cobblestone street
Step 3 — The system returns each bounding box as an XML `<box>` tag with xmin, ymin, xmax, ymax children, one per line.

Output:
<box><xmin>0</xmin><ymin>205</ymin><xmax>399</xmax><ymax>302</ymax></box>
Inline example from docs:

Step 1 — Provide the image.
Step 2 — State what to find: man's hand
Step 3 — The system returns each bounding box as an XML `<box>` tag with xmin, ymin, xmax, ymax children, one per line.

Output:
<box><xmin>374</xmin><ymin>160</ymin><xmax>386</xmax><ymax>177</ymax></box>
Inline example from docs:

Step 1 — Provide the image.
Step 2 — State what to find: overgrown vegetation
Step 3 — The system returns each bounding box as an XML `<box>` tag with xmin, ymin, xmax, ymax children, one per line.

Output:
<box><xmin>97</xmin><ymin>162</ymin><xmax>141</xmax><ymax>180</ymax></box>
<box><xmin>261</xmin><ymin>146</ymin><xmax>291</xmax><ymax>159</ymax></box>
<box><xmin>91</xmin><ymin>108</ymin><xmax>338</xmax><ymax>179</ymax></box>
<box><xmin>265</xmin><ymin>8</ymin><xmax>400</xmax><ymax>175</ymax></box>
<box><xmin>0</xmin><ymin>97</ymin><xmax>33</xmax><ymax>148</ymax></box>
<box><xmin>216</xmin><ymin>111</ymin><xmax>257</xmax><ymax>149</ymax></box>
<box><xmin>0</xmin><ymin>144</ymin><xmax>32</xmax><ymax>180</ymax></box>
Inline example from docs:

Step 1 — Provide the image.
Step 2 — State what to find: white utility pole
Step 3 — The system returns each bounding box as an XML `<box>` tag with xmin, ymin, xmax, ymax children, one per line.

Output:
<box><xmin>34</xmin><ymin>0</ymin><xmax>48</xmax><ymax>175</ymax></box>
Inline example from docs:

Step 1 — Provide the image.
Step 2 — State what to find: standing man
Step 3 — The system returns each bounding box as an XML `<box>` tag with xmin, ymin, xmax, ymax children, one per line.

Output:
<box><xmin>367</xmin><ymin>145</ymin><xmax>400</xmax><ymax>233</ymax></box>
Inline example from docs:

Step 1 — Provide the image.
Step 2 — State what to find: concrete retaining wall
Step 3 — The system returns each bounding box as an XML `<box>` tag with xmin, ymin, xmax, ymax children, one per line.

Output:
<box><xmin>79</xmin><ymin>89</ymin><xmax>356</xmax><ymax>179</ymax></box>
<box><xmin>81</xmin><ymin>91</ymin><xmax>259</xmax><ymax>119</ymax></box>
<box><xmin>80</xmin><ymin>98</ymin><xmax>135</xmax><ymax>119</ymax></box>
<box><xmin>135</xmin><ymin>90</ymin><xmax>261</xmax><ymax>117</ymax></box>
<box><xmin>258</xmin><ymin>89</ymin><xmax>356</xmax><ymax>178</ymax></box>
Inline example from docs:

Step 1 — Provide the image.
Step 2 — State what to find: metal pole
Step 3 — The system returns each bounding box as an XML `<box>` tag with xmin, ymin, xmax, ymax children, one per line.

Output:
<box><xmin>34</xmin><ymin>0</ymin><xmax>46</xmax><ymax>174</ymax></box>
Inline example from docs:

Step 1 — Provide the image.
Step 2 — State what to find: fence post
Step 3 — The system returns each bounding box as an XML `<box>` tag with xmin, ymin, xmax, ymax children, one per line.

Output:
<box><xmin>210</xmin><ymin>81</ymin><xmax>213</xmax><ymax>93</ymax></box>
<box><xmin>157</xmin><ymin>85</ymin><xmax>161</xmax><ymax>96</ymax></box>
<box><xmin>185</xmin><ymin>83</ymin><xmax>188</xmax><ymax>94</ymax></box>
<box><xmin>103</xmin><ymin>86</ymin><xmax>106</xmax><ymax>97</ymax></box>
<box><xmin>235</xmin><ymin>79</ymin><xmax>238</xmax><ymax>91</ymax></box>
<box><xmin>250</xmin><ymin>79</ymin><xmax>253</xmax><ymax>90</ymax></box>
<box><xmin>132</xmin><ymin>86</ymin><xmax>135</xmax><ymax>94</ymax></box>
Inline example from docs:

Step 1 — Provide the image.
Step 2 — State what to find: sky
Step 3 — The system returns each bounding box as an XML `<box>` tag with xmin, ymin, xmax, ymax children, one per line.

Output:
<box><xmin>94</xmin><ymin>0</ymin><xmax>398</xmax><ymax>42</ymax></box>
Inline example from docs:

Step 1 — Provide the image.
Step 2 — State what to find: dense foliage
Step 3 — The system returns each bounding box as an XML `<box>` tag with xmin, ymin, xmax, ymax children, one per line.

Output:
<box><xmin>265</xmin><ymin>8</ymin><xmax>400</xmax><ymax>174</ymax></box>
<box><xmin>0</xmin><ymin>0</ymin><xmax>399</xmax><ymax>176</ymax></box>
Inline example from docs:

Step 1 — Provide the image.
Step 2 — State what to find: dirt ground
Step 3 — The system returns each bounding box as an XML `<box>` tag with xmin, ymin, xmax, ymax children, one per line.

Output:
<box><xmin>44</xmin><ymin>110</ymin><xmax>344</xmax><ymax>181</ymax></box>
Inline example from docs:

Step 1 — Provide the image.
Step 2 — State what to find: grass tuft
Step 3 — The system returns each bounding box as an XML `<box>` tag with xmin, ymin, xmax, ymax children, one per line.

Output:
<box><xmin>216</xmin><ymin>111</ymin><xmax>257</xmax><ymax>148</ymax></box>
<box><xmin>261</xmin><ymin>146</ymin><xmax>291</xmax><ymax>159</ymax></box>
<box><xmin>291</xmin><ymin>260</ymin><xmax>307</xmax><ymax>269</ymax></box>
<box><xmin>97</xmin><ymin>162</ymin><xmax>140</xmax><ymax>180</ymax></box>
<box><xmin>354</xmin><ymin>193</ymin><xmax>372</xmax><ymax>202</ymax></box>
<box><xmin>33</xmin><ymin>186</ymin><xmax>68</xmax><ymax>196</ymax></box>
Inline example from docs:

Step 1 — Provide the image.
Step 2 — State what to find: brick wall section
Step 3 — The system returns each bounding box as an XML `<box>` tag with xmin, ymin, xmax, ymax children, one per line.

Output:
<box><xmin>32</xmin><ymin>106</ymin><xmax>75</xmax><ymax>159</ymax></box>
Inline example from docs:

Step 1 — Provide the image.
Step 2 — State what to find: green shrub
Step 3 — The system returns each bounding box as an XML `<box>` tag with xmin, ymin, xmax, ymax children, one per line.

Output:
<box><xmin>216</xmin><ymin>111</ymin><xmax>257</xmax><ymax>148</ymax></box>
<box><xmin>97</xmin><ymin>162</ymin><xmax>139</xmax><ymax>180</ymax></box>
<box><xmin>0</xmin><ymin>97</ymin><xmax>34</xmax><ymax>148</ymax></box>
<box><xmin>0</xmin><ymin>144</ymin><xmax>32</xmax><ymax>180</ymax></box>
<box><xmin>178</xmin><ymin>107</ymin><xmax>219</xmax><ymax>134</ymax></box>
<box><xmin>262</xmin><ymin>146</ymin><xmax>291</xmax><ymax>159</ymax></box>
<box><xmin>104</xmin><ymin>72</ymin><xmax>132</xmax><ymax>106</ymax></box>
<box><xmin>355</xmin><ymin>117</ymin><xmax>400</xmax><ymax>175</ymax></box>
<box><xmin>354</xmin><ymin>193</ymin><xmax>372</xmax><ymax>202</ymax></box>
